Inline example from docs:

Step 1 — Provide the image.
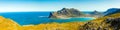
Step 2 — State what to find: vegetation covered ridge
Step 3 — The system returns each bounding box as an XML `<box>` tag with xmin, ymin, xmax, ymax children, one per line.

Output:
<box><xmin>80</xmin><ymin>13</ymin><xmax>120</xmax><ymax>30</ymax></box>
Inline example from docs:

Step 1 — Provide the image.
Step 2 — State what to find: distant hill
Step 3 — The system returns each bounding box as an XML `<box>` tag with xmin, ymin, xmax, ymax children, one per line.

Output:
<box><xmin>89</xmin><ymin>10</ymin><xmax>103</xmax><ymax>17</ymax></box>
<box><xmin>90</xmin><ymin>10</ymin><xmax>102</xmax><ymax>15</ymax></box>
<box><xmin>49</xmin><ymin>8</ymin><xmax>105</xmax><ymax>18</ymax></box>
<box><xmin>49</xmin><ymin>8</ymin><xmax>84</xmax><ymax>18</ymax></box>
<box><xmin>103</xmin><ymin>8</ymin><xmax>120</xmax><ymax>16</ymax></box>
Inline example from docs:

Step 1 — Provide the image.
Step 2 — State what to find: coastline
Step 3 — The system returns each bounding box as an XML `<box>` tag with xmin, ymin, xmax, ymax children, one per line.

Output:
<box><xmin>50</xmin><ymin>17</ymin><xmax>96</xmax><ymax>20</ymax></box>
<box><xmin>0</xmin><ymin>16</ymin><xmax>96</xmax><ymax>30</ymax></box>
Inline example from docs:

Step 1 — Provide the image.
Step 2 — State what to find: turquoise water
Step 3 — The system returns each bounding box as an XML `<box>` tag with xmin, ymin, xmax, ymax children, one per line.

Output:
<box><xmin>0</xmin><ymin>12</ymin><xmax>94</xmax><ymax>25</ymax></box>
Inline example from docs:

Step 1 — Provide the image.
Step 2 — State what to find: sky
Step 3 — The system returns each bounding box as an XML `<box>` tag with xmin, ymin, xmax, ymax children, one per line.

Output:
<box><xmin>0</xmin><ymin>0</ymin><xmax>120</xmax><ymax>12</ymax></box>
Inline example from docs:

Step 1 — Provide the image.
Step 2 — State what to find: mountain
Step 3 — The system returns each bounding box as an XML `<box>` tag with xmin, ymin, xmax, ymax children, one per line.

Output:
<box><xmin>103</xmin><ymin>8</ymin><xmax>120</xmax><ymax>16</ymax></box>
<box><xmin>90</xmin><ymin>10</ymin><xmax>102</xmax><ymax>15</ymax></box>
<box><xmin>49</xmin><ymin>8</ymin><xmax>84</xmax><ymax>18</ymax></box>
<box><xmin>89</xmin><ymin>10</ymin><xmax>103</xmax><ymax>17</ymax></box>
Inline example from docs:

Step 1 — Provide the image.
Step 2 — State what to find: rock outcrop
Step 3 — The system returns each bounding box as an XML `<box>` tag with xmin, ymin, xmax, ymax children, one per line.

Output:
<box><xmin>49</xmin><ymin>8</ymin><xmax>84</xmax><ymax>18</ymax></box>
<box><xmin>80</xmin><ymin>13</ymin><xmax>120</xmax><ymax>30</ymax></box>
<box><xmin>104</xmin><ymin>8</ymin><xmax>120</xmax><ymax>16</ymax></box>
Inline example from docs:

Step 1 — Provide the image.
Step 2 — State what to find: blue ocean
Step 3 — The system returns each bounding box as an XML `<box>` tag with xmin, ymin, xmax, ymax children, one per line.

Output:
<box><xmin>0</xmin><ymin>12</ymin><xmax>94</xmax><ymax>25</ymax></box>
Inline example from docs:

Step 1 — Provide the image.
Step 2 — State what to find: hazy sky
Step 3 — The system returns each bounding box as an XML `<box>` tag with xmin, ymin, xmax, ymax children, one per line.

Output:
<box><xmin>0</xmin><ymin>0</ymin><xmax>120</xmax><ymax>12</ymax></box>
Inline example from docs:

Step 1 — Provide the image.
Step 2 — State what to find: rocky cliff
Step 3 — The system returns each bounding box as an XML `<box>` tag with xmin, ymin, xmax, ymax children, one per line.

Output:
<box><xmin>49</xmin><ymin>8</ymin><xmax>84</xmax><ymax>18</ymax></box>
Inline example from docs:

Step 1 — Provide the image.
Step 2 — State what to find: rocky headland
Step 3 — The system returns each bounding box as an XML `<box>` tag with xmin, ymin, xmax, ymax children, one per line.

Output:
<box><xmin>49</xmin><ymin>8</ymin><xmax>85</xmax><ymax>19</ymax></box>
<box><xmin>49</xmin><ymin>8</ymin><xmax>104</xmax><ymax>19</ymax></box>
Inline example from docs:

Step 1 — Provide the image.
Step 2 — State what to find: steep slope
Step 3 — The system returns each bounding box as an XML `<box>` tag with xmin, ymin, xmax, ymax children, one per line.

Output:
<box><xmin>0</xmin><ymin>16</ymin><xmax>20</xmax><ymax>30</ymax></box>
<box><xmin>81</xmin><ymin>13</ymin><xmax>120</xmax><ymax>30</ymax></box>
<box><xmin>49</xmin><ymin>8</ymin><xmax>84</xmax><ymax>18</ymax></box>
<box><xmin>104</xmin><ymin>8</ymin><xmax>120</xmax><ymax>16</ymax></box>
